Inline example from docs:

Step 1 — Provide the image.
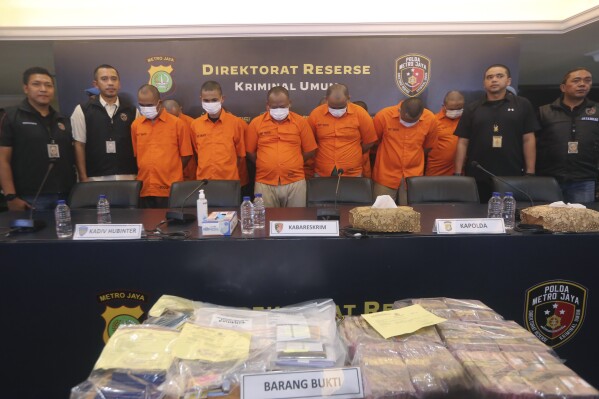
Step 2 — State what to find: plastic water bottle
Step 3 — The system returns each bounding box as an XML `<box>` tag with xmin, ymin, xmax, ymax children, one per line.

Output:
<box><xmin>97</xmin><ymin>194</ymin><xmax>112</xmax><ymax>224</ymax></box>
<box><xmin>54</xmin><ymin>200</ymin><xmax>72</xmax><ymax>238</ymax></box>
<box><xmin>197</xmin><ymin>189</ymin><xmax>208</xmax><ymax>226</ymax></box>
<box><xmin>240</xmin><ymin>196</ymin><xmax>254</xmax><ymax>235</ymax></box>
<box><xmin>487</xmin><ymin>192</ymin><xmax>503</xmax><ymax>218</ymax></box>
<box><xmin>502</xmin><ymin>192</ymin><xmax>517</xmax><ymax>229</ymax></box>
<box><xmin>253</xmin><ymin>193</ymin><xmax>265</xmax><ymax>229</ymax></box>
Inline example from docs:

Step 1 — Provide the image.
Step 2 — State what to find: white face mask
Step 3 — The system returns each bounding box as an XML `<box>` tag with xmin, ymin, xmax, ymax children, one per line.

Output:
<box><xmin>400</xmin><ymin>118</ymin><xmax>419</xmax><ymax>128</ymax></box>
<box><xmin>202</xmin><ymin>101</ymin><xmax>222</xmax><ymax>115</ymax></box>
<box><xmin>445</xmin><ymin>109</ymin><xmax>464</xmax><ymax>119</ymax></box>
<box><xmin>328</xmin><ymin>107</ymin><xmax>347</xmax><ymax>118</ymax></box>
<box><xmin>269</xmin><ymin>107</ymin><xmax>289</xmax><ymax>121</ymax></box>
<box><xmin>139</xmin><ymin>105</ymin><xmax>158</xmax><ymax>120</ymax></box>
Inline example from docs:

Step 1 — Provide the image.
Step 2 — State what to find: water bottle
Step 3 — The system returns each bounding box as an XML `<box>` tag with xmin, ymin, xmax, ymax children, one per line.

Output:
<box><xmin>502</xmin><ymin>192</ymin><xmax>517</xmax><ymax>229</ymax></box>
<box><xmin>253</xmin><ymin>193</ymin><xmax>265</xmax><ymax>229</ymax></box>
<box><xmin>240</xmin><ymin>196</ymin><xmax>254</xmax><ymax>235</ymax></box>
<box><xmin>197</xmin><ymin>189</ymin><xmax>208</xmax><ymax>226</ymax></box>
<box><xmin>487</xmin><ymin>192</ymin><xmax>503</xmax><ymax>218</ymax></box>
<box><xmin>54</xmin><ymin>200</ymin><xmax>73</xmax><ymax>238</ymax></box>
<box><xmin>97</xmin><ymin>194</ymin><xmax>112</xmax><ymax>224</ymax></box>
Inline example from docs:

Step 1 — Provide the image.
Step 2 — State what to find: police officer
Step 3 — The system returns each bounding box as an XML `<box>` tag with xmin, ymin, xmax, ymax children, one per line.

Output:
<box><xmin>537</xmin><ymin>68</ymin><xmax>598</xmax><ymax>203</ymax></box>
<box><xmin>0</xmin><ymin>67</ymin><xmax>76</xmax><ymax>210</ymax></box>
<box><xmin>71</xmin><ymin>64</ymin><xmax>137</xmax><ymax>181</ymax></box>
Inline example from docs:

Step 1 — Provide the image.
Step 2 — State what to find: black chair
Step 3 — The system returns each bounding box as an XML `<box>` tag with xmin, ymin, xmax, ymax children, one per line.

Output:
<box><xmin>406</xmin><ymin>176</ymin><xmax>480</xmax><ymax>204</ymax></box>
<box><xmin>168</xmin><ymin>180</ymin><xmax>241</xmax><ymax>208</ymax></box>
<box><xmin>492</xmin><ymin>176</ymin><xmax>563</xmax><ymax>204</ymax></box>
<box><xmin>68</xmin><ymin>181</ymin><xmax>142</xmax><ymax>209</ymax></box>
<box><xmin>307</xmin><ymin>177</ymin><xmax>373</xmax><ymax>207</ymax></box>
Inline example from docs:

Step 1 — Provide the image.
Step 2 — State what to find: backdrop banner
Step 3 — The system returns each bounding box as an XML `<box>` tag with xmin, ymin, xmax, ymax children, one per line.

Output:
<box><xmin>53</xmin><ymin>36</ymin><xmax>519</xmax><ymax>119</ymax></box>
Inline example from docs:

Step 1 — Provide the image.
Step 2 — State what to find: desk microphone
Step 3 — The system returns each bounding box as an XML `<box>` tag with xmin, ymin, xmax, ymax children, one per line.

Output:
<box><xmin>317</xmin><ymin>169</ymin><xmax>344</xmax><ymax>221</ymax></box>
<box><xmin>165</xmin><ymin>180</ymin><xmax>208</xmax><ymax>223</ymax></box>
<box><xmin>471</xmin><ymin>161</ymin><xmax>534</xmax><ymax>208</ymax></box>
<box><xmin>10</xmin><ymin>162</ymin><xmax>55</xmax><ymax>232</ymax></box>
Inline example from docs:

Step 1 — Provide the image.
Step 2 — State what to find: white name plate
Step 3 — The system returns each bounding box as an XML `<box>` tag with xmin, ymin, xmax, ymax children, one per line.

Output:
<box><xmin>73</xmin><ymin>224</ymin><xmax>143</xmax><ymax>240</ymax></box>
<box><xmin>241</xmin><ymin>367</ymin><xmax>364</xmax><ymax>399</ymax></box>
<box><xmin>434</xmin><ymin>218</ymin><xmax>505</xmax><ymax>234</ymax></box>
<box><xmin>270</xmin><ymin>220</ymin><xmax>339</xmax><ymax>237</ymax></box>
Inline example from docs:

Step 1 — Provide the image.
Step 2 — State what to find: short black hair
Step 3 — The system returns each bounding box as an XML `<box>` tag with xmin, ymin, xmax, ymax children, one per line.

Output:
<box><xmin>400</xmin><ymin>97</ymin><xmax>424</xmax><ymax>118</ymax></box>
<box><xmin>326</xmin><ymin>83</ymin><xmax>349</xmax><ymax>98</ymax></box>
<box><xmin>267</xmin><ymin>85</ymin><xmax>289</xmax><ymax>100</ymax></box>
<box><xmin>561</xmin><ymin>67</ymin><xmax>592</xmax><ymax>84</ymax></box>
<box><xmin>93</xmin><ymin>64</ymin><xmax>120</xmax><ymax>80</ymax></box>
<box><xmin>484</xmin><ymin>64</ymin><xmax>511</xmax><ymax>78</ymax></box>
<box><xmin>201</xmin><ymin>81</ymin><xmax>223</xmax><ymax>95</ymax></box>
<box><xmin>137</xmin><ymin>84</ymin><xmax>160</xmax><ymax>100</ymax></box>
<box><xmin>23</xmin><ymin>67</ymin><xmax>53</xmax><ymax>85</ymax></box>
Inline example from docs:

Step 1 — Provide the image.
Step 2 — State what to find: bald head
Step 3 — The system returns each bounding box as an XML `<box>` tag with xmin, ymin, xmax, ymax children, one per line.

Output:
<box><xmin>162</xmin><ymin>99</ymin><xmax>182</xmax><ymax>117</ymax></box>
<box><xmin>326</xmin><ymin>84</ymin><xmax>350</xmax><ymax>109</ymax></box>
<box><xmin>443</xmin><ymin>91</ymin><xmax>465</xmax><ymax>111</ymax></box>
<box><xmin>138</xmin><ymin>84</ymin><xmax>160</xmax><ymax>101</ymax></box>
<box><xmin>400</xmin><ymin>97</ymin><xmax>424</xmax><ymax>123</ymax></box>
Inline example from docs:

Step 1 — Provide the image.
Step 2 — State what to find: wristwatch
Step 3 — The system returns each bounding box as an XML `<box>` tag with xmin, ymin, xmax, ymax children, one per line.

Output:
<box><xmin>4</xmin><ymin>194</ymin><xmax>17</xmax><ymax>201</ymax></box>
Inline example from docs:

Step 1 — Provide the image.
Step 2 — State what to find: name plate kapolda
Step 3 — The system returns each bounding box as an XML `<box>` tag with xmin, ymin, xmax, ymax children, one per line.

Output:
<box><xmin>73</xmin><ymin>224</ymin><xmax>143</xmax><ymax>240</ymax></box>
<box><xmin>270</xmin><ymin>221</ymin><xmax>339</xmax><ymax>237</ymax></box>
<box><xmin>241</xmin><ymin>367</ymin><xmax>364</xmax><ymax>399</ymax></box>
<box><xmin>434</xmin><ymin>218</ymin><xmax>505</xmax><ymax>234</ymax></box>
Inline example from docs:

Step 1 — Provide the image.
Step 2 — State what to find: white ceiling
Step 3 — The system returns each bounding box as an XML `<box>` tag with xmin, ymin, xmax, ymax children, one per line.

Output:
<box><xmin>1</xmin><ymin>1</ymin><xmax>599</xmax><ymax>39</ymax></box>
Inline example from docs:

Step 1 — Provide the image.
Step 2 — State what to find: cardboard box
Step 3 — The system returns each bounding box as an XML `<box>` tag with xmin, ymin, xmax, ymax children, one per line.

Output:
<box><xmin>201</xmin><ymin>211</ymin><xmax>238</xmax><ymax>236</ymax></box>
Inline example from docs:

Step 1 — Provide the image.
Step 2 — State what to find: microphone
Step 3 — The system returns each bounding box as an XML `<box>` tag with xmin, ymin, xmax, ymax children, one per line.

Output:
<box><xmin>317</xmin><ymin>169</ymin><xmax>344</xmax><ymax>221</ymax></box>
<box><xmin>165</xmin><ymin>180</ymin><xmax>208</xmax><ymax>224</ymax></box>
<box><xmin>470</xmin><ymin>161</ymin><xmax>534</xmax><ymax>208</ymax></box>
<box><xmin>10</xmin><ymin>162</ymin><xmax>55</xmax><ymax>232</ymax></box>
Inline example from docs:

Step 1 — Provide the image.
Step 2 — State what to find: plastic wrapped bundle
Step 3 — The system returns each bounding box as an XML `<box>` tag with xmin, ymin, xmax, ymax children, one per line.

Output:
<box><xmin>269</xmin><ymin>299</ymin><xmax>347</xmax><ymax>369</ymax></box>
<box><xmin>437</xmin><ymin>320</ymin><xmax>554</xmax><ymax>355</ymax></box>
<box><xmin>339</xmin><ymin>316</ymin><xmax>441</xmax><ymax>360</ymax></box>
<box><xmin>393</xmin><ymin>298</ymin><xmax>504</xmax><ymax>323</ymax></box>
<box><xmin>352</xmin><ymin>342</ymin><xmax>417</xmax><ymax>399</ymax></box>
<box><xmin>455</xmin><ymin>350</ymin><xmax>537</xmax><ymax>399</ymax></box>
<box><xmin>70</xmin><ymin>325</ymin><xmax>179</xmax><ymax>399</ymax></box>
<box><xmin>455</xmin><ymin>350</ymin><xmax>599</xmax><ymax>399</ymax></box>
<box><xmin>398</xmin><ymin>341</ymin><xmax>472</xmax><ymax>398</ymax></box>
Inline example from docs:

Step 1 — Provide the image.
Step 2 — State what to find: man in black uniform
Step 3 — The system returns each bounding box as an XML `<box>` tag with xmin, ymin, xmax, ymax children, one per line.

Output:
<box><xmin>537</xmin><ymin>68</ymin><xmax>598</xmax><ymax>203</ymax></box>
<box><xmin>71</xmin><ymin>64</ymin><xmax>137</xmax><ymax>181</ymax></box>
<box><xmin>0</xmin><ymin>67</ymin><xmax>76</xmax><ymax>211</ymax></box>
<box><xmin>454</xmin><ymin>64</ymin><xmax>538</xmax><ymax>202</ymax></box>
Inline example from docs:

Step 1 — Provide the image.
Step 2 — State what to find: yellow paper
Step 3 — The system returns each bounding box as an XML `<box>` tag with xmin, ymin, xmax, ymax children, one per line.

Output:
<box><xmin>172</xmin><ymin>323</ymin><xmax>251</xmax><ymax>362</ymax></box>
<box><xmin>94</xmin><ymin>327</ymin><xmax>179</xmax><ymax>370</ymax></box>
<box><xmin>148</xmin><ymin>294</ymin><xmax>196</xmax><ymax>317</ymax></box>
<box><xmin>361</xmin><ymin>304</ymin><xmax>446</xmax><ymax>339</ymax></box>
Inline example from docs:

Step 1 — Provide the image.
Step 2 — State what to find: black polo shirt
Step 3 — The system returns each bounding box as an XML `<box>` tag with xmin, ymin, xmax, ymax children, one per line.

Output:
<box><xmin>537</xmin><ymin>97</ymin><xmax>599</xmax><ymax>183</ymax></box>
<box><xmin>0</xmin><ymin>99</ymin><xmax>76</xmax><ymax>196</ymax></box>
<box><xmin>455</xmin><ymin>94</ymin><xmax>539</xmax><ymax>181</ymax></box>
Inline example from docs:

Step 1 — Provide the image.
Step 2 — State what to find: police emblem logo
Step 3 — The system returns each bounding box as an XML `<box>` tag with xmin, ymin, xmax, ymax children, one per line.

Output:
<box><xmin>586</xmin><ymin>107</ymin><xmax>596</xmax><ymax>116</ymax></box>
<box><xmin>101</xmin><ymin>305</ymin><xmax>144</xmax><ymax>343</ymax></box>
<box><xmin>148</xmin><ymin>65</ymin><xmax>174</xmax><ymax>93</ymax></box>
<box><xmin>119</xmin><ymin>113</ymin><xmax>128</xmax><ymax>122</ymax></box>
<box><xmin>444</xmin><ymin>221</ymin><xmax>452</xmax><ymax>232</ymax></box>
<box><xmin>57</xmin><ymin>122</ymin><xmax>66</xmax><ymax>131</ymax></box>
<box><xmin>524</xmin><ymin>280</ymin><xmax>587</xmax><ymax>348</ymax></box>
<box><xmin>78</xmin><ymin>225</ymin><xmax>89</xmax><ymax>236</ymax></box>
<box><xmin>395</xmin><ymin>54</ymin><xmax>431</xmax><ymax>97</ymax></box>
<box><xmin>274</xmin><ymin>223</ymin><xmax>284</xmax><ymax>233</ymax></box>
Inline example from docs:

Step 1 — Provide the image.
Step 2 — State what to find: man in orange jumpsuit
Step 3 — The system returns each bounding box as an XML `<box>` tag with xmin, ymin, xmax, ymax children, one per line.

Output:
<box><xmin>246</xmin><ymin>86</ymin><xmax>317</xmax><ymax>207</ymax></box>
<box><xmin>308</xmin><ymin>84</ymin><xmax>377</xmax><ymax>177</ymax></box>
<box><xmin>372</xmin><ymin>97</ymin><xmax>439</xmax><ymax>203</ymax></box>
<box><xmin>131</xmin><ymin>85</ymin><xmax>192</xmax><ymax>208</ymax></box>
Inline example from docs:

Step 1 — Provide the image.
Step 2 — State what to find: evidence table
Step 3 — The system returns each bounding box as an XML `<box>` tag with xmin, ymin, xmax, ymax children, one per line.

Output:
<box><xmin>1</xmin><ymin>204</ymin><xmax>597</xmax><ymax>398</ymax></box>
